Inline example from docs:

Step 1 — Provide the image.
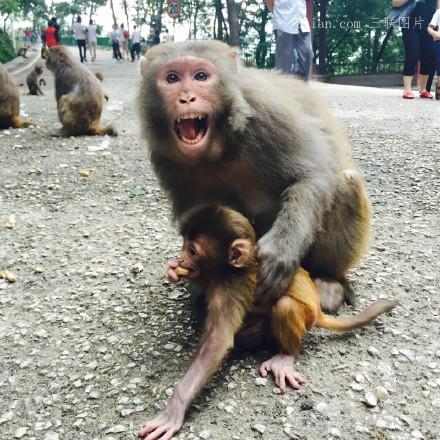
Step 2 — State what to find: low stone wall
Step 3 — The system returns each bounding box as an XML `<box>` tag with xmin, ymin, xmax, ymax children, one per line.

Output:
<box><xmin>326</xmin><ymin>73</ymin><xmax>402</xmax><ymax>88</ymax></box>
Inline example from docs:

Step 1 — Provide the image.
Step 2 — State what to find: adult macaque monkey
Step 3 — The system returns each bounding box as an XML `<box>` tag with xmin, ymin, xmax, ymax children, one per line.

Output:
<box><xmin>139</xmin><ymin>205</ymin><xmax>397</xmax><ymax>440</ymax></box>
<box><xmin>26</xmin><ymin>64</ymin><xmax>46</xmax><ymax>95</ymax></box>
<box><xmin>0</xmin><ymin>63</ymin><xmax>34</xmax><ymax>129</ymax></box>
<box><xmin>45</xmin><ymin>46</ymin><xmax>117</xmax><ymax>136</ymax></box>
<box><xmin>139</xmin><ymin>41</ymin><xmax>372</xmax><ymax>312</ymax></box>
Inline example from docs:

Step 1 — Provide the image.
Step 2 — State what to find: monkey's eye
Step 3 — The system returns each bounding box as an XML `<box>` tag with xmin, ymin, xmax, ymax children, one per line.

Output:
<box><xmin>166</xmin><ymin>73</ymin><xmax>180</xmax><ymax>83</ymax></box>
<box><xmin>194</xmin><ymin>71</ymin><xmax>208</xmax><ymax>81</ymax></box>
<box><xmin>189</xmin><ymin>246</ymin><xmax>197</xmax><ymax>257</ymax></box>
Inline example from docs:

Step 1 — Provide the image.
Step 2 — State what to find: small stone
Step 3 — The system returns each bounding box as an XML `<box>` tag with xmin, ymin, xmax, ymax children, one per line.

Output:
<box><xmin>315</xmin><ymin>402</ymin><xmax>327</xmax><ymax>412</ymax></box>
<box><xmin>5</xmin><ymin>215</ymin><xmax>16</xmax><ymax>229</ymax></box>
<box><xmin>224</xmin><ymin>405</ymin><xmax>234</xmax><ymax>414</ymax></box>
<box><xmin>375</xmin><ymin>415</ymin><xmax>402</xmax><ymax>430</ymax></box>
<box><xmin>367</xmin><ymin>346</ymin><xmax>379</xmax><ymax>357</ymax></box>
<box><xmin>33</xmin><ymin>267</ymin><xmax>44</xmax><ymax>273</ymax></box>
<box><xmin>106</xmin><ymin>425</ymin><xmax>127</xmax><ymax>434</ymax></box>
<box><xmin>0</xmin><ymin>271</ymin><xmax>17</xmax><ymax>283</ymax></box>
<box><xmin>0</xmin><ymin>410</ymin><xmax>14</xmax><ymax>424</ymax></box>
<box><xmin>14</xmin><ymin>427</ymin><xmax>28</xmax><ymax>438</ymax></box>
<box><xmin>255</xmin><ymin>377</ymin><xmax>267</xmax><ymax>386</ymax></box>
<box><xmin>131</xmin><ymin>263</ymin><xmax>144</xmax><ymax>274</ymax></box>
<box><xmin>432</xmin><ymin>398</ymin><xmax>440</xmax><ymax>408</ymax></box>
<box><xmin>79</xmin><ymin>169</ymin><xmax>90</xmax><ymax>177</ymax></box>
<box><xmin>272</xmin><ymin>387</ymin><xmax>281</xmax><ymax>394</ymax></box>
<box><xmin>286</xmin><ymin>406</ymin><xmax>294</xmax><ymax>416</ymax></box>
<box><xmin>252</xmin><ymin>424</ymin><xmax>266</xmax><ymax>434</ymax></box>
<box><xmin>199</xmin><ymin>430</ymin><xmax>211</xmax><ymax>439</ymax></box>
<box><xmin>411</xmin><ymin>430</ymin><xmax>424</xmax><ymax>439</ymax></box>
<box><xmin>350</xmin><ymin>382</ymin><xmax>364</xmax><ymax>391</ymax></box>
<box><xmin>364</xmin><ymin>391</ymin><xmax>377</xmax><ymax>407</ymax></box>
<box><xmin>44</xmin><ymin>431</ymin><xmax>60</xmax><ymax>440</ymax></box>
<box><xmin>329</xmin><ymin>427</ymin><xmax>341</xmax><ymax>438</ymax></box>
<box><xmin>35</xmin><ymin>420</ymin><xmax>53</xmax><ymax>431</ymax></box>
<box><xmin>375</xmin><ymin>386</ymin><xmax>389</xmax><ymax>401</ymax></box>
<box><xmin>355</xmin><ymin>373</ymin><xmax>365</xmax><ymax>383</ymax></box>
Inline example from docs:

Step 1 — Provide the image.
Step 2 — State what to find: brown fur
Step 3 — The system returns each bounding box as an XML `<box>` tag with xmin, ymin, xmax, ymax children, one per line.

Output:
<box><xmin>139</xmin><ymin>40</ymin><xmax>372</xmax><ymax>311</ymax></box>
<box><xmin>139</xmin><ymin>204</ymin><xmax>395</xmax><ymax>439</ymax></box>
<box><xmin>45</xmin><ymin>46</ymin><xmax>117</xmax><ymax>136</ymax></box>
<box><xmin>26</xmin><ymin>65</ymin><xmax>45</xmax><ymax>95</ymax></box>
<box><xmin>0</xmin><ymin>63</ymin><xmax>34</xmax><ymax>129</ymax></box>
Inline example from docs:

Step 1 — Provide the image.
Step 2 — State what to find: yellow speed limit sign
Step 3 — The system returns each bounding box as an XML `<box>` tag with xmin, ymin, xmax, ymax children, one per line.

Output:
<box><xmin>167</xmin><ymin>0</ymin><xmax>181</xmax><ymax>19</ymax></box>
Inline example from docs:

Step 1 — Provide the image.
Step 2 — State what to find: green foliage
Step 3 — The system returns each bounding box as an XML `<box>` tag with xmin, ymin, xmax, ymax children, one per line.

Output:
<box><xmin>314</xmin><ymin>0</ymin><xmax>404</xmax><ymax>74</ymax></box>
<box><xmin>0</xmin><ymin>29</ymin><xmax>15</xmax><ymax>63</ymax></box>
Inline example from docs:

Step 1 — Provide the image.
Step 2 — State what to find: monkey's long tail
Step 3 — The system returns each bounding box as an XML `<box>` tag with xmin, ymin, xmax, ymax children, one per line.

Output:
<box><xmin>316</xmin><ymin>299</ymin><xmax>398</xmax><ymax>331</ymax></box>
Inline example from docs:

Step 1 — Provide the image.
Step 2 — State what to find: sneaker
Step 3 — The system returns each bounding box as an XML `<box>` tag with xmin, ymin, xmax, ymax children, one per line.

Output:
<box><xmin>402</xmin><ymin>91</ymin><xmax>415</xmax><ymax>99</ymax></box>
<box><xmin>420</xmin><ymin>91</ymin><xmax>433</xmax><ymax>99</ymax></box>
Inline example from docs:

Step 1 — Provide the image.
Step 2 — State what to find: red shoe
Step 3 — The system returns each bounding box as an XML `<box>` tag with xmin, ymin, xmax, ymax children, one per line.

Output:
<box><xmin>420</xmin><ymin>91</ymin><xmax>433</xmax><ymax>99</ymax></box>
<box><xmin>402</xmin><ymin>91</ymin><xmax>415</xmax><ymax>99</ymax></box>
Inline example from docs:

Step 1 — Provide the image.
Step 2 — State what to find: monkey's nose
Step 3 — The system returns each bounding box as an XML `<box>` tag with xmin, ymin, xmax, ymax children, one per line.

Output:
<box><xmin>179</xmin><ymin>95</ymin><xmax>196</xmax><ymax>104</ymax></box>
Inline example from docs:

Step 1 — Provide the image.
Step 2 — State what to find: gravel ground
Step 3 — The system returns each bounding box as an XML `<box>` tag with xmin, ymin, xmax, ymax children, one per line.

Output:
<box><xmin>1</xmin><ymin>49</ymin><xmax>439</xmax><ymax>440</ymax></box>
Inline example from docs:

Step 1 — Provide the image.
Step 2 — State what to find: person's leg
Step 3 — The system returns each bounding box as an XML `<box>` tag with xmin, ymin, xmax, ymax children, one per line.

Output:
<box><xmin>82</xmin><ymin>40</ymin><xmax>87</xmax><ymax>61</ymax></box>
<box><xmin>401</xmin><ymin>28</ymin><xmax>420</xmax><ymax>94</ymax></box>
<box><xmin>292</xmin><ymin>31</ymin><xmax>313</xmax><ymax>81</ymax></box>
<box><xmin>275</xmin><ymin>30</ymin><xmax>295</xmax><ymax>74</ymax></box>
<box><xmin>135</xmin><ymin>43</ymin><xmax>141</xmax><ymax>59</ymax></box>
<box><xmin>112</xmin><ymin>42</ymin><xmax>118</xmax><ymax>60</ymax></box>
<box><xmin>76</xmin><ymin>40</ymin><xmax>83</xmax><ymax>62</ymax></box>
<box><xmin>419</xmin><ymin>28</ymin><xmax>435</xmax><ymax>95</ymax></box>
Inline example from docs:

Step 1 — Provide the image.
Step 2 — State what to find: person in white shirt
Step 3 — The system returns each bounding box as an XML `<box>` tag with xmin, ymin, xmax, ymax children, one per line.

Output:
<box><xmin>73</xmin><ymin>16</ymin><xmax>87</xmax><ymax>63</ymax></box>
<box><xmin>266</xmin><ymin>0</ymin><xmax>313</xmax><ymax>81</ymax></box>
<box><xmin>87</xmin><ymin>19</ymin><xmax>98</xmax><ymax>62</ymax></box>
<box><xmin>130</xmin><ymin>25</ymin><xmax>142</xmax><ymax>62</ymax></box>
<box><xmin>427</xmin><ymin>2</ymin><xmax>440</xmax><ymax>98</ymax></box>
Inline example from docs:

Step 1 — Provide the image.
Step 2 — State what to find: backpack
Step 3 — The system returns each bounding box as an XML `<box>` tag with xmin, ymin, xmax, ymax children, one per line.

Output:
<box><xmin>124</xmin><ymin>30</ymin><xmax>129</xmax><ymax>38</ymax></box>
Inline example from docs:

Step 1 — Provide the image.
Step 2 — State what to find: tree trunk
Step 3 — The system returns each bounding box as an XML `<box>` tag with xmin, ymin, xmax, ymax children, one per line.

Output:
<box><xmin>256</xmin><ymin>6</ymin><xmax>269</xmax><ymax>68</ymax></box>
<box><xmin>318</xmin><ymin>0</ymin><xmax>328</xmax><ymax>75</ymax></box>
<box><xmin>193</xmin><ymin>5</ymin><xmax>199</xmax><ymax>39</ymax></box>
<box><xmin>214</xmin><ymin>0</ymin><xmax>223</xmax><ymax>41</ymax></box>
<box><xmin>109</xmin><ymin>0</ymin><xmax>117</xmax><ymax>27</ymax></box>
<box><xmin>225</xmin><ymin>0</ymin><xmax>239</xmax><ymax>46</ymax></box>
<box><xmin>371</xmin><ymin>27</ymin><xmax>394</xmax><ymax>73</ymax></box>
<box><xmin>122</xmin><ymin>0</ymin><xmax>130</xmax><ymax>32</ymax></box>
<box><xmin>156</xmin><ymin>0</ymin><xmax>165</xmax><ymax>36</ymax></box>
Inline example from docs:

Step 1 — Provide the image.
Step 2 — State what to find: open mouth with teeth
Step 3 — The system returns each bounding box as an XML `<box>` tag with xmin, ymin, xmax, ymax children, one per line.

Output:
<box><xmin>175</xmin><ymin>113</ymin><xmax>209</xmax><ymax>145</ymax></box>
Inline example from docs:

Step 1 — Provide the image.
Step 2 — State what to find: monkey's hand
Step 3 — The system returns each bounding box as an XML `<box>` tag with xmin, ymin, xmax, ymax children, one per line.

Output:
<box><xmin>138</xmin><ymin>403</ymin><xmax>184</xmax><ymax>439</ymax></box>
<box><xmin>167</xmin><ymin>259</ymin><xmax>181</xmax><ymax>283</ymax></box>
<box><xmin>256</xmin><ymin>232</ymin><xmax>298</xmax><ymax>304</ymax></box>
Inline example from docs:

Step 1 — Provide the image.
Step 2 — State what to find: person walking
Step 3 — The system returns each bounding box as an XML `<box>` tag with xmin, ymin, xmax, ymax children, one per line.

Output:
<box><xmin>131</xmin><ymin>25</ymin><xmax>141</xmax><ymax>61</ymax></box>
<box><xmin>119</xmin><ymin>24</ymin><xmax>129</xmax><ymax>60</ymax></box>
<box><xmin>266</xmin><ymin>0</ymin><xmax>313</xmax><ymax>81</ymax></box>
<box><xmin>73</xmin><ymin>16</ymin><xmax>87</xmax><ymax>63</ymax></box>
<box><xmin>394</xmin><ymin>0</ymin><xmax>436</xmax><ymax>99</ymax></box>
<box><xmin>110</xmin><ymin>24</ymin><xmax>122</xmax><ymax>62</ymax></box>
<box><xmin>43</xmin><ymin>20</ymin><xmax>58</xmax><ymax>48</ymax></box>
<box><xmin>87</xmin><ymin>19</ymin><xmax>98</xmax><ymax>62</ymax></box>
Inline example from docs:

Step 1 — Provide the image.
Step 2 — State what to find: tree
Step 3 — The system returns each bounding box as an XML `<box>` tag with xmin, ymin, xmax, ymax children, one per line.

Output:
<box><xmin>225</xmin><ymin>0</ymin><xmax>239</xmax><ymax>46</ymax></box>
<box><xmin>0</xmin><ymin>0</ymin><xmax>19</xmax><ymax>30</ymax></box>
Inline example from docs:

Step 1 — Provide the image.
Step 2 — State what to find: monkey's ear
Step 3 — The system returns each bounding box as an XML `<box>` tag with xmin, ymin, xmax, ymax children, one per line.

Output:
<box><xmin>228</xmin><ymin>239</ymin><xmax>252</xmax><ymax>268</ymax></box>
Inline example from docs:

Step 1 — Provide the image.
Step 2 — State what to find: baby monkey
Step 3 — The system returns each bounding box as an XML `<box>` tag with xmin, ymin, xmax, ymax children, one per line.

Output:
<box><xmin>26</xmin><ymin>64</ymin><xmax>46</xmax><ymax>95</ymax></box>
<box><xmin>139</xmin><ymin>205</ymin><xmax>398</xmax><ymax>440</ymax></box>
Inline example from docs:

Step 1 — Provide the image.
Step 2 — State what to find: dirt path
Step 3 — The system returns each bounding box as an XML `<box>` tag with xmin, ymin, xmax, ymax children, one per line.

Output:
<box><xmin>1</xmin><ymin>49</ymin><xmax>439</xmax><ymax>440</ymax></box>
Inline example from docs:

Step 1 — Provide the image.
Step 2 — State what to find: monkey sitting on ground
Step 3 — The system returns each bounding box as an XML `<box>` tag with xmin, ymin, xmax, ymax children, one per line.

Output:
<box><xmin>45</xmin><ymin>46</ymin><xmax>117</xmax><ymax>136</ymax></box>
<box><xmin>0</xmin><ymin>63</ymin><xmax>34</xmax><ymax>129</ymax></box>
<box><xmin>139</xmin><ymin>40</ymin><xmax>373</xmax><ymax>315</ymax></box>
<box><xmin>17</xmin><ymin>47</ymin><xmax>28</xmax><ymax>58</ymax></box>
<box><xmin>26</xmin><ymin>64</ymin><xmax>46</xmax><ymax>95</ymax></box>
<box><xmin>139</xmin><ymin>205</ymin><xmax>398</xmax><ymax>440</ymax></box>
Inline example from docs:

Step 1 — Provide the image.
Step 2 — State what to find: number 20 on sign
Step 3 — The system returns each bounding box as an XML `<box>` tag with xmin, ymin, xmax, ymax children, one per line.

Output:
<box><xmin>167</xmin><ymin>0</ymin><xmax>181</xmax><ymax>19</ymax></box>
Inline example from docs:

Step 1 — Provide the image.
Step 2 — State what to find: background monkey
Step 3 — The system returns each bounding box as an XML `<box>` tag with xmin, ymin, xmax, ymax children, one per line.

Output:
<box><xmin>45</xmin><ymin>46</ymin><xmax>117</xmax><ymax>136</ymax></box>
<box><xmin>0</xmin><ymin>63</ymin><xmax>33</xmax><ymax>129</ymax></box>
<box><xmin>26</xmin><ymin>64</ymin><xmax>46</xmax><ymax>95</ymax></box>
<box><xmin>139</xmin><ymin>205</ymin><xmax>397</xmax><ymax>440</ymax></box>
<box><xmin>139</xmin><ymin>40</ymin><xmax>372</xmax><ymax>312</ymax></box>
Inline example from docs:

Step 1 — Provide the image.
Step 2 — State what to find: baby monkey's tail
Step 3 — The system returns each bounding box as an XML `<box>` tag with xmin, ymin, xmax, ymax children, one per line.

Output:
<box><xmin>316</xmin><ymin>299</ymin><xmax>398</xmax><ymax>331</ymax></box>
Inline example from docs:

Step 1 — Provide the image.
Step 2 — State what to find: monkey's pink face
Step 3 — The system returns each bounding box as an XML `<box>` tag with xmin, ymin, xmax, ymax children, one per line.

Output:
<box><xmin>156</xmin><ymin>56</ymin><xmax>220</xmax><ymax>158</ymax></box>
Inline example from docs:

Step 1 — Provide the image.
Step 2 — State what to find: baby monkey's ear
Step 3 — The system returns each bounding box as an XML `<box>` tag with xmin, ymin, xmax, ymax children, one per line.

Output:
<box><xmin>228</xmin><ymin>239</ymin><xmax>252</xmax><ymax>268</ymax></box>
